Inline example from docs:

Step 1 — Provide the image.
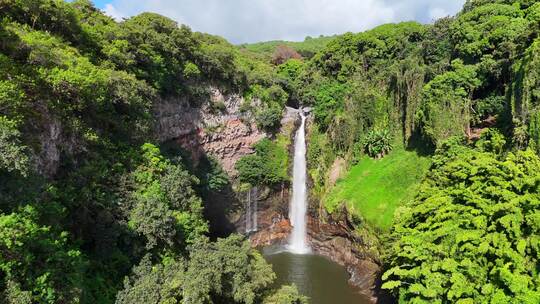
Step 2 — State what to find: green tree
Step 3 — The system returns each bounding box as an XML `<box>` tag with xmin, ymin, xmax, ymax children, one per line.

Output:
<box><xmin>0</xmin><ymin>206</ymin><xmax>84</xmax><ymax>304</ymax></box>
<box><xmin>0</xmin><ymin>117</ymin><xmax>28</xmax><ymax>175</ymax></box>
<box><xmin>115</xmin><ymin>255</ymin><xmax>185</xmax><ymax>304</ymax></box>
<box><xmin>127</xmin><ymin>144</ymin><xmax>207</xmax><ymax>250</ymax></box>
<box><xmin>256</xmin><ymin>105</ymin><xmax>283</xmax><ymax>132</ymax></box>
<box><xmin>236</xmin><ymin>138</ymin><xmax>289</xmax><ymax>186</ymax></box>
<box><xmin>264</xmin><ymin>285</ymin><xmax>309</xmax><ymax>304</ymax></box>
<box><xmin>451</xmin><ymin>3</ymin><xmax>529</xmax><ymax>65</ymax></box>
<box><xmin>117</xmin><ymin>235</ymin><xmax>276</xmax><ymax>304</ymax></box>
<box><xmin>184</xmin><ymin>235</ymin><xmax>275</xmax><ymax>304</ymax></box>
<box><xmin>418</xmin><ymin>60</ymin><xmax>481</xmax><ymax>144</ymax></box>
<box><xmin>383</xmin><ymin>137</ymin><xmax>540</xmax><ymax>303</ymax></box>
<box><xmin>0</xmin><ymin>0</ymin><xmax>84</xmax><ymax>44</ymax></box>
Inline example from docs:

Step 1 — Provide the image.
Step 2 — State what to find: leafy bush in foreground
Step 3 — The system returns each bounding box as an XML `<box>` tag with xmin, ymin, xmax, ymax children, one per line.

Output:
<box><xmin>116</xmin><ymin>235</ymin><xmax>275</xmax><ymax>304</ymax></box>
<box><xmin>383</xmin><ymin>135</ymin><xmax>540</xmax><ymax>303</ymax></box>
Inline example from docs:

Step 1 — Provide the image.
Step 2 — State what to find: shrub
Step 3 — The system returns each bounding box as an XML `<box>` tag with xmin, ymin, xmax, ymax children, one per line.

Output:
<box><xmin>236</xmin><ymin>138</ymin><xmax>288</xmax><ymax>186</ymax></box>
<box><xmin>362</xmin><ymin>129</ymin><xmax>393</xmax><ymax>159</ymax></box>
<box><xmin>183</xmin><ymin>62</ymin><xmax>201</xmax><ymax>79</ymax></box>
<box><xmin>203</xmin><ymin>157</ymin><xmax>229</xmax><ymax>192</ymax></box>
<box><xmin>256</xmin><ymin>105</ymin><xmax>283</xmax><ymax>132</ymax></box>
<box><xmin>210</xmin><ymin>100</ymin><xmax>227</xmax><ymax>114</ymax></box>
<box><xmin>0</xmin><ymin>116</ymin><xmax>29</xmax><ymax>175</ymax></box>
<box><xmin>264</xmin><ymin>285</ymin><xmax>308</xmax><ymax>304</ymax></box>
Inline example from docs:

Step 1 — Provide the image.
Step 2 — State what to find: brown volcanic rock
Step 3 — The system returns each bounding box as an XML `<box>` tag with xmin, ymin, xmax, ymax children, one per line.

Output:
<box><xmin>197</xmin><ymin>118</ymin><xmax>264</xmax><ymax>173</ymax></box>
<box><xmin>307</xmin><ymin>216</ymin><xmax>381</xmax><ymax>302</ymax></box>
<box><xmin>245</xmin><ymin>185</ymin><xmax>292</xmax><ymax>246</ymax></box>
<box><xmin>154</xmin><ymin>86</ymin><xmax>265</xmax><ymax>175</ymax></box>
<box><xmin>250</xmin><ymin>218</ymin><xmax>292</xmax><ymax>247</ymax></box>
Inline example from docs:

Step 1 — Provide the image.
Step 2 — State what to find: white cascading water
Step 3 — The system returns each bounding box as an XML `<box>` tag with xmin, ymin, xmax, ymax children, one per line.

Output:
<box><xmin>245</xmin><ymin>187</ymin><xmax>258</xmax><ymax>233</ymax></box>
<box><xmin>245</xmin><ymin>188</ymin><xmax>252</xmax><ymax>233</ymax></box>
<box><xmin>288</xmin><ymin>111</ymin><xmax>310</xmax><ymax>254</ymax></box>
<box><xmin>253</xmin><ymin>187</ymin><xmax>258</xmax><ymax>230</ymax></box>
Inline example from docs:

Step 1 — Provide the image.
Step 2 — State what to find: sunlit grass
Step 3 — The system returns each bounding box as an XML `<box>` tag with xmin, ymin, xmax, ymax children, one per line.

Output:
<box><xmin>325</xmin><ymin>147</ymin><xmax>431</xmax><ymax>231</ymax></box>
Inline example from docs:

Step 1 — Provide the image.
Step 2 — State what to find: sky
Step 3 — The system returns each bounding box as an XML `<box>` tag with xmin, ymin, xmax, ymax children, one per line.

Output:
<box><xmin>87</xmin><ymin>0</ymin><xmax>466</xmax><ymax>44</ymax></box>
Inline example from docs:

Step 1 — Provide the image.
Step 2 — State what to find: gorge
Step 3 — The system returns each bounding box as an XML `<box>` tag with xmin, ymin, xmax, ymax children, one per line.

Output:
<box><xmin>245</xmin><ymin>108</ymin><xmax>382</xmax><ymax>303</ymax></box>
<box><xmin>1</xmin><ymin>1</ymin><xmax>540</xmax><ymax>303</ymax></box>
<box><xmin>262</xmin><ymin>110</ymin><xmax>373</xmax><ymax>304</ymax></box>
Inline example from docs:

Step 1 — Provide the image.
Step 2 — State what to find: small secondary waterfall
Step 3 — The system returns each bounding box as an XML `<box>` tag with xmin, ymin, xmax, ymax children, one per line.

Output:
<box><xmin>288</xmin><ymin>111</ymin><xmax>310</xmax><ymax>254</ymax></box>
<box><xmin>245</xmin><ymin>186</ymin><xmax>258</xmax><ymax>233</ymax></box>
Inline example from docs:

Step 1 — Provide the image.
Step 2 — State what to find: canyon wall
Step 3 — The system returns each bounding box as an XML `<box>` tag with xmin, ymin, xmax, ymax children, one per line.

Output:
<box><xmin>154</xmin><ymin>86</ymin><xmax>266</xmax><ymax>175</ymax></box>
<box><xmin>35</xmin><ymin>86</ymin><xmax>262</xmax><ymax>178</ymax></box>
<box><xmin>154</xmin><ymin>86</ymin><xmax>301</xmax><ymax>235</ymax></box>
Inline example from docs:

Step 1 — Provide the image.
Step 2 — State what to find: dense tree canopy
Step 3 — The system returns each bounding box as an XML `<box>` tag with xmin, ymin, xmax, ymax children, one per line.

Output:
<box><xmin>0</xmin><ymin>205</ymin><xmax>84</xmax><ymax>304</ymax></box>
<box><xmin>1</xmin><ymin>0</ymin><xmax>540</xmax><ymax>303</ymax></box>
<box><xmin>0</xmin><ymin>0</ymin><xmax>291</xmax><ymax>303</ymax></box>
<box><xmin>382</xmin><ymin>134</ymin><xmax>540</xmax><ymax>303</ymax></box>
<box><xmin>117</xmin><ymin>235</ymin><xmax>276</xmax><ymax>304</ymax></box>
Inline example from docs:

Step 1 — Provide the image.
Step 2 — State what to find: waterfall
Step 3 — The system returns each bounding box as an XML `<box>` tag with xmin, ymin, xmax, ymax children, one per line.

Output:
<box><xmin>245</xmin><ymin>186</ymin><xmax>258</xmax><ymax>233</ymax></box>
<box><xmin>245</xmin><ymin>189</ymin><xmax>252</xmax><ymax>233</ymax></box>
<box><xmin>253</xmin><ymin>187</ymin><xmax>258</xmax><ymax>231</ymax></box>
<box><xmin>288</xmin><ymin>111</ymin><xmax>310</xmax><ymax>254</ymax></box>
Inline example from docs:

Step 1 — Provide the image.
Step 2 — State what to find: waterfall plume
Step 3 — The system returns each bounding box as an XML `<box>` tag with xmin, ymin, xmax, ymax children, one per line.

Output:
<box><xmin>288</xmin><ymin>110</ymin><xmax>310</xmax><ymax>254</ymax></box>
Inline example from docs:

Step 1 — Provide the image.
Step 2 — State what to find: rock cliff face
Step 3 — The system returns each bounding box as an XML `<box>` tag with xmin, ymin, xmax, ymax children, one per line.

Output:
<box><xmin>32</xmin><ymin>86</ymin><xmax>261</xmax><ymax>178</ymax></box>
<box><xmin>154</xmin><ymin>86</ymin><xmax>265</xmax><ymax>175</ymax></box>
<box><xmin>244</xmin><ymin>184</ymin><xmax>292</xmax><ymax>246</ymax></box>
<box><xmin>34</xmin><ymin>112</ymin><xmax>80</xmax><ymax>178</ymax></box>
<box><xmin>36</xmin><ymin>118</ymin><xmax>63</xmax><ymax>177</ymax></box>
<box><xmin>308</xmin><ymin>211</ymin><xmax>385</xmax><ymax>303</ymax></box>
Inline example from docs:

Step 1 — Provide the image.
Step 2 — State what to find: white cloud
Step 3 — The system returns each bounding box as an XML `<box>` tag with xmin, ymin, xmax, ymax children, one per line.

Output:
<box><xmin>428</xmin><ymin>8</ymin><xmax>450</xmax><ymax>21</ymax></box>
<box><xmin>103</xmin><ymin>0</ymin><xmax>466</xmax><ymax>43</ymax></box>
<box><xmin>103</xmin><ymin>3</ymin><xmax>125</xmax><ymax>21</ymax></box>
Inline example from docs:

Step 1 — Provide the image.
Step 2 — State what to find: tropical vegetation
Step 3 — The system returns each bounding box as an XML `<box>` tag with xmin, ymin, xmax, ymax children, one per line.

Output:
<box><xmin>1</xmin><ymin>0</ymin><xmax>540</xmax><ymax>303</ymax></box>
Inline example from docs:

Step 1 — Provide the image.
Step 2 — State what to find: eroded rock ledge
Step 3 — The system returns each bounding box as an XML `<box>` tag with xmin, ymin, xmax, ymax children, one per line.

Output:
<box><xmin>307</xmin><ymin>212</ymin><xmax>384</xmax><ymax>303</ymax></box>
<box><xmin>154</xmin><ymin>86</ymin><xmax>265</xmax><ymax>174</ymax></box>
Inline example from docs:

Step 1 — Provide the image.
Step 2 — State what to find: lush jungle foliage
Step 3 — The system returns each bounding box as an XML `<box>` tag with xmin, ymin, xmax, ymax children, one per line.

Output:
<box><xmin>240</xmin><ymin>35</ymin><xmax>336</xmax><ymax>61</ymax></box>
<box><xmin>292</xmin><ymin>0</ymin><xmax>540</xmax><ymax>165</ymax></box>
<box><xmin>236</xmin><ymin>136</ymin><xmax>290</xmax><ymax>187</ymax></box>
<box><xmin>2</xmin><ymin>0</ymin><xmax>540</xmax><ymax>303</ymax></box>
<box><xmin>287</xmin><ymin>0</ymin><xmax>540</xmax><ymax>303</ymax></box>
<box><xmin>0</xmin><ymin>0</ymin><xmax>301</xmax><ymax>303</ymax></box>
<box><xmin>295</xmin><ymin>0</ymin><xmax>540</xmax><ymax>214</ymax></box>
<box><xmin>383</xmin><ymin>134</ymin><xmax>540</xmax><ymax>303</ymax></box>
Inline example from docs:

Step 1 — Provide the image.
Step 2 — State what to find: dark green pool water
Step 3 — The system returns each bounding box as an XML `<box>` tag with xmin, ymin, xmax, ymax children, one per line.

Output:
<box><xmin>263</xmin><ymin>249</ymin><xmax>372</xmax><ymax>304</ymax></box>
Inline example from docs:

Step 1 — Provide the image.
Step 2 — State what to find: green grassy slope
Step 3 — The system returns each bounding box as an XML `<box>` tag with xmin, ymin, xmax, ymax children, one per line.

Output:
<box><xmin>239</xmin><ymin>35</ymin><xmax>336</xmax><ymax>59</ymax></box>
<box><xmin>325</xmin><ymin>147</ymin><xmax>431</xmax><ymax>231</ymax></box>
